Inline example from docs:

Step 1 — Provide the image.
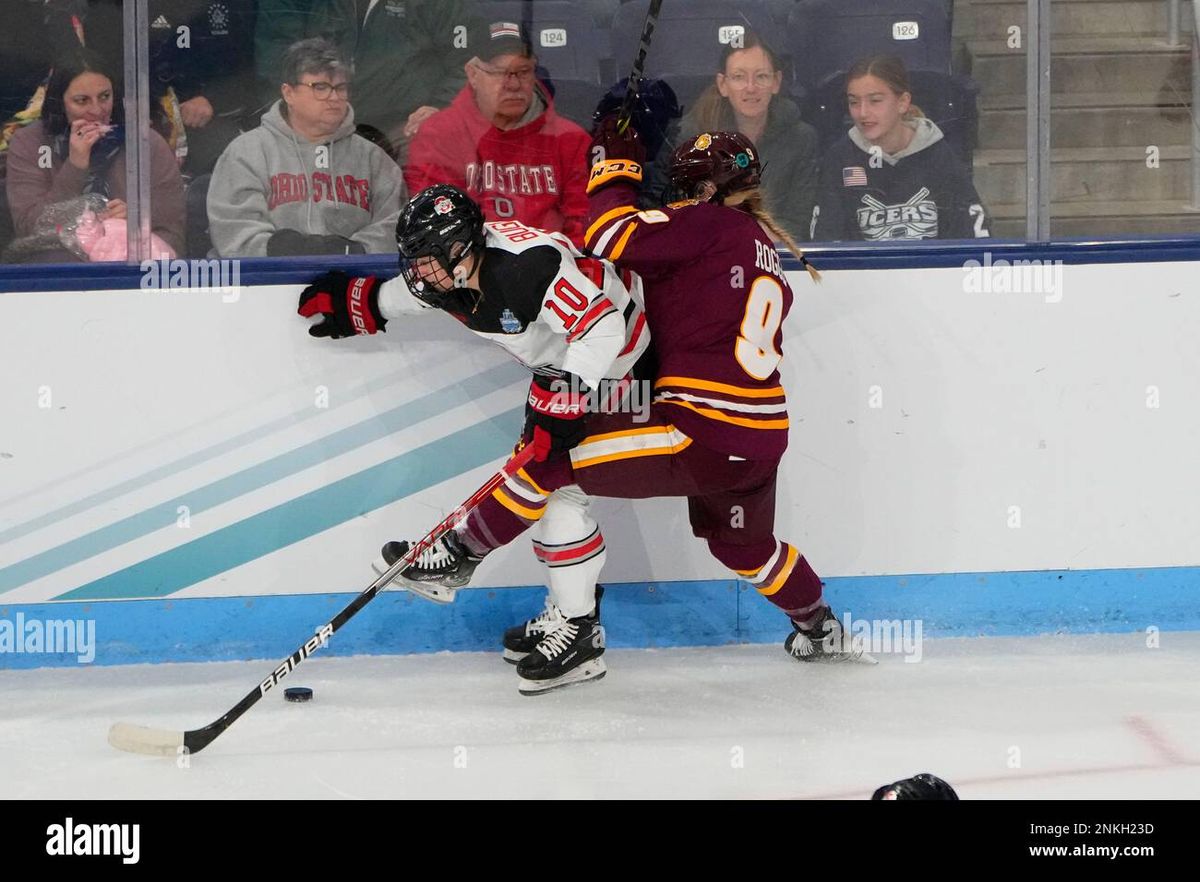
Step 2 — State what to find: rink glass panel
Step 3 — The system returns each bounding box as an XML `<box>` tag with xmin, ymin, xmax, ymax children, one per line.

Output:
<box><xmin>1046</xmin><ymin>0</ymin><xmax>1198</xmax><ymax>238</ymax></box>
<box><xmin>0</xmin><ymin>0</ymin><xmax>140</xmax><ymax>266</ymax></box>
<box><xmin>20</xmin><ymin>1</ymin><xmax>1200</xmax><ymax>260</ymax></box>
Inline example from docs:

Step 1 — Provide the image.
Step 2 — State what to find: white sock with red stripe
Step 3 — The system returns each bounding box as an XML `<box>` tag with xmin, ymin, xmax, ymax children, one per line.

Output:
<box><xmin>533</xmin><ymin>486</ymin><xmax>606</xmax><ymax>618</ymax></box>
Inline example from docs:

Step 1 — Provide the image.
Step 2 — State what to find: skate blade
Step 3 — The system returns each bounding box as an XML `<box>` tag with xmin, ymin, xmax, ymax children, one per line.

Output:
<box><xmin>371</xmin><ymin>556</ymin><xmax>457</xmax><ymax>604</ymax></box>
<box><xmin>788</xmin><ymin>640</ymin><xmax>879</xmax><ymax>665</ymax></box>
<box><xmin>502</xmin><ymin>648</ymin><xmax>528</xmax><ymax>664</ymax></box>
<box><xmin>518</xmin><ymin>656</ymin><xmax>607</xmax><ymax>696</ymax></box>
<box><xmin>792</xmin><ymin>652</ymin><xmax>878</xmax><ymax>665</ymax></box>
<box><xmin>841</xmin><ymin>638</ymin><xmax>879</xmax><ymax>665</ymax></box>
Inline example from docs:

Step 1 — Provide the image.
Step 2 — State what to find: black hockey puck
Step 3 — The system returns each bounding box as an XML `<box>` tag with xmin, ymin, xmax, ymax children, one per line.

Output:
<box><xmin>284</xmin><ymin>687</ymin><xmax>313</xmax><ymax>703</ymax></box>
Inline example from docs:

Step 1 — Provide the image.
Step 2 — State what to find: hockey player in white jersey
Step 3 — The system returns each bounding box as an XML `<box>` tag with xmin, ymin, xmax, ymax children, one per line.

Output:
<box><xmin>297</xmin><ymin>184</ymin><xmax>650</xmax><ymax>693</ymax></box>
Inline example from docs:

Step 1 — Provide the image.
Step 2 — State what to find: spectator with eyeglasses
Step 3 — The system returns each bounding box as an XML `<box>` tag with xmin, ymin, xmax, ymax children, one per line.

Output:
<box><xmin>404</xmin><ymin>20</ymin><xmax>590</xmax><ymax>245</ymax></box>
<box><xmin>255</xmin><ymin>0</ymin><xmax>478</xmax><ymax>159</ymax></box>
<box><xmin>207</xmin><ymin>37</ymin><xmax>404</xmax><ymax>257</ymax></box>
<box><xmin>659</xmin><ymin>32</ymin><xmax>818</xmax><ymax>244</ymax></box>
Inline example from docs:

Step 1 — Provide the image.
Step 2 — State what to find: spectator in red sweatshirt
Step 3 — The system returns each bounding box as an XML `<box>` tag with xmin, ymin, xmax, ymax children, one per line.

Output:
<box><xmin>404</xmin><ymin>20</ymin><xmax>590</xmax><ymax>244</ymax></box>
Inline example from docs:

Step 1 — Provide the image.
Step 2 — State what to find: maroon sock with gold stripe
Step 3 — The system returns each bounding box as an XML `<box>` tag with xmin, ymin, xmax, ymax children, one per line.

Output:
<box><xmin>709</xmin><ymin>538</ymin><xmax>826</xmax><ymax>620</ymax></box>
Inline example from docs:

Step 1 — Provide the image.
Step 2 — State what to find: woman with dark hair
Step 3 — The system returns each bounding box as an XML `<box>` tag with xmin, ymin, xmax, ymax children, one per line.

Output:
<box><xmin>810</xmin><ymin>54</ymin><xmax>990</xmax><ymax>241</ymax></box>
<box><xmin>660</xmin><ymin>32</ymin><xmax>818</xmax><ymax>244</ymax></box>
<box><xmin>5</xmin><ymin>48</ymin><xmax>185</xmax><ymax>261</ymax></box>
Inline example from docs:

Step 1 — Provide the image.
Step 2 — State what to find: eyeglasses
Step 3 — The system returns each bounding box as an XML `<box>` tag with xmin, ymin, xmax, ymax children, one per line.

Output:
<box><xmin>472</xmin><ymin>62</ymin><xmax>537</xmax><ymax>84</ymax></box>
<box><xmin>722</xmin><ymin>71</ymin><xmax>777</xmax><ymax>89</ymax></box>
<box><xmin>293</xmin><ymin>81</ymin><xmax>351</xmax><ymax>100</ymax></box>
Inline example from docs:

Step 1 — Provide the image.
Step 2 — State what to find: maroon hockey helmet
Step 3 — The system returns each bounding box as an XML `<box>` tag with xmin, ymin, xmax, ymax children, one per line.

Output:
<box><xmin>668</xmin><ymin>131</ymin><xmax>762</xmax><ymax>202</ymax></box>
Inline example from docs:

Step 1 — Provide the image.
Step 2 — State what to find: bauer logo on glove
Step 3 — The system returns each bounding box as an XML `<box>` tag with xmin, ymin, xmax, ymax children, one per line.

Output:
<box><xmin>298</xmin><ymin>271</ymin><xmax>387</xmax><ymax>338</ymax></box>
<box><xmin>523</xmin><ymin>373</ymin><xmax>589</xmax><ymax>462</ymax></box>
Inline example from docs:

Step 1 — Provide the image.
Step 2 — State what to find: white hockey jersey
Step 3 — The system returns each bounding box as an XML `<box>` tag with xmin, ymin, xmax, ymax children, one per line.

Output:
<box><xmin>377</xmin><ymin>219</ymin><xmax>648</xmax><ymax>390</ymax></box>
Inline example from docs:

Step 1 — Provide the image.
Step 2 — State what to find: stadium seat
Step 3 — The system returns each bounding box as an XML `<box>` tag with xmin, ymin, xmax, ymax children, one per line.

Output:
<box><xmin>480</xmin><ymin>1</ymin><xmax>616</xmax><ymax>126</ymax></box>
<box><xmin>788</xmin><ymin>0</ymin><xmax>953</xmax><ymax>91</ymax></box>
<box><xmin>478</xmin><ymin>0</ymin><xmax>621</xmax><ymax>27</ymax></box>
<box><xmin>609</xmin><ymin>0</ymin><xmax>785</xmax><ymax>114</ymax></box>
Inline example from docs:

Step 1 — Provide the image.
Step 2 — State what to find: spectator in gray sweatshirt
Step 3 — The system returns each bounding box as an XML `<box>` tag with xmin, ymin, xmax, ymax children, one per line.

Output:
<box><xmin>207</xmin><ymin>38</ymin><xmax>404</xmax><ymax>257</ymax></box>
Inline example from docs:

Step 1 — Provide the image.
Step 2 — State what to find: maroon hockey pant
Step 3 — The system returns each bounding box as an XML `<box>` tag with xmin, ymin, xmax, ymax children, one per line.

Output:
<box><xmin>459</xmin><ymin>405</ymin><xmax>826</xmax><ymax>622</ymax></box>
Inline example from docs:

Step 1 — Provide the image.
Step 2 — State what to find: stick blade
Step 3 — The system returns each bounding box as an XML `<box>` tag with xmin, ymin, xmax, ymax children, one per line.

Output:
<box><xmin>108</xmin><ymin>722</ymin><xmax>185</xmax><ymax>757</ymax></box>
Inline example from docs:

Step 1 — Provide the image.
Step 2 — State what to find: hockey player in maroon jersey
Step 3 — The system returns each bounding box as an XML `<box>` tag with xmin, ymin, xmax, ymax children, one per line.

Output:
<box><xmin>368</xmin><ymin>127</ymin><xmax>872</xmax><ymax>694</ymax></box>
<box><xmin>296</xmin><ymin>184</ymin><xmax>649</xmax><ymax>691</ymax></box>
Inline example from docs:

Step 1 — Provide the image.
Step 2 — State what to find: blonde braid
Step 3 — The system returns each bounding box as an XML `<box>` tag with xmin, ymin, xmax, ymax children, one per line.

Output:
<box><xmin>725</xmin><ymin>189</ymin><xmax>821</xmax><ymax>283</ymax></box>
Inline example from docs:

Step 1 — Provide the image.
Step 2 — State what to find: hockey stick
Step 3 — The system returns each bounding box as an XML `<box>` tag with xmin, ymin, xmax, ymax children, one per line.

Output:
<box><xmin>108</xmin><ymin>443</ymin><xmax>537</xmax><ymax>758</ymax></box>
<box><xmin>616</xmin><ymin>0</ymin><xmax>665</xmax><ymax>134</ymax></box>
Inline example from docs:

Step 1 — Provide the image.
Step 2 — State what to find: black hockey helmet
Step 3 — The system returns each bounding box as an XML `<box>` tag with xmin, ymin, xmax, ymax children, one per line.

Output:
<box><xmin>591</xmin><ymin>77</ymin><xmax>681</xmax><ymax>163</ymax></box>
<box><xmin>395</xmin><ymin>184</ymin><xmax>486</xmax><ymax>306</ymax></box>
<box><xmin>871</xmin><ymin>773</ymin><xmax>960</xmax><ymax>800</ymax></box>
<box><xmin>668</xmin><ymin>131</ymin><xmax>762</xmax><ymax>202</ymax></box>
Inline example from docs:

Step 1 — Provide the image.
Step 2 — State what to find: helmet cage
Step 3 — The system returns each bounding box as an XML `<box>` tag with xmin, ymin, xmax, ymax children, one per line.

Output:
<box><xmin>396</xmin><ymin>185</ymin><xmax>485</xmax><ymax>307</ymax></box>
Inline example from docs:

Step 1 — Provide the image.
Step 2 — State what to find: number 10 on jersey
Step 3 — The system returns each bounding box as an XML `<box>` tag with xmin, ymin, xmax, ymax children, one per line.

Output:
<box><xmin>544</xmin><ymin>279</ymin><xmax>590</xmax><ymax>329</ymax></box>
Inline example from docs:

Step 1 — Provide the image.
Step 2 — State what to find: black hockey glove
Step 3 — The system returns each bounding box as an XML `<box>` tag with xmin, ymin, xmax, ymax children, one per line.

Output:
<box><xmin>522</xmin><ymin>373</ymin><xmax>589</xmax><ymax>462</ymax></box>
<box><xmin>268</xmin><ymin>229</ymin><xmax>367</xmax><ymax>256</ymax></box>
<box><xmin>297</xmin><ymin>271</ymin><xmax>387</xmax><ymax>338</ymax></box>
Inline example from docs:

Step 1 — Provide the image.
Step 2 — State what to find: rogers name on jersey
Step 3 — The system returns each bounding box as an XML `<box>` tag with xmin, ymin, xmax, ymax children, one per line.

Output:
<box><xmin>465</xmin><ymin>161</ymin><xmax>561</xmax><ymax>196</ymax></box>
<box><xmin>855</xmin><ymin>187</ymin><xmax>939</xmax><ymax>240</ymax></box>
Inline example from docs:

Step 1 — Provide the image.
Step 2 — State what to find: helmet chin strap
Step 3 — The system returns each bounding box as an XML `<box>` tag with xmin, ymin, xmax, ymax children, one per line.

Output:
<box><xmin>449</xmin><ymin>244</ymin><xmax>481</xmax><ymax>289</ymax></box>
<box><xmin>437</xmin><ymin>248</ymin><xmax>486</xmax><ymax>312</ymax></box>
<box><xmin>424</xmin><ymin>242</ymin><xmax>472</xmax><ymax>291</ymax></box>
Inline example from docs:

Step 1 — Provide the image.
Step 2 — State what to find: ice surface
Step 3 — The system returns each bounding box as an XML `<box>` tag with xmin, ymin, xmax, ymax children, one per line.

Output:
<box><xmin>1</xmin><ymin>632</ymin><xmax>1197</xmax><ymax>799</ymax></box>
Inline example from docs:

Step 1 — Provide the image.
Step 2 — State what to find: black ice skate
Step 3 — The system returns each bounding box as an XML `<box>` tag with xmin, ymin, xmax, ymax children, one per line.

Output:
<box><xmin>372</xmin><ymin>532</ymin><xmax>482</xmax><ymax>604</ymax></box>
<box><xmin>503</xmin><ymin>585</ymin><xmax>604</xmax><ymax>664</ymax></box>
<box><xmin>516</xmin><ymin>606</ymin><xmax>606</xmax><ymax>695</ymax></box>
<box><xmin>785</xmin><ymin>606</ymin><xmax>877</xmax><ymax>664</ymax></box>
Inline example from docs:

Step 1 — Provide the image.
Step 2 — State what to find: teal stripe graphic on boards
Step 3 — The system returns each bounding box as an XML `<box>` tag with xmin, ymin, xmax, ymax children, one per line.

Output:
<box><xmin>0</xmin><ymin>366</ymin><xmax>525</xmax><ymax>595</ymax></box>
<box><xmin>54</xmin><ymin>409</ymin><xmax>523</xmax><ymax>600</ymax></box>
<box><xmin>0</xmin><ymin>363</ymin><xmax>446</xmax><ymax>545</ymax></box>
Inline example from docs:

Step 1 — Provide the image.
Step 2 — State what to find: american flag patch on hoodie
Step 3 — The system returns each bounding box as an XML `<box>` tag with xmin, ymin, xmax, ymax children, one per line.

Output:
<box><xmin>843</xmin><ymin>166</ymin><xmax>868</xmax><ymax>187</ymax></box>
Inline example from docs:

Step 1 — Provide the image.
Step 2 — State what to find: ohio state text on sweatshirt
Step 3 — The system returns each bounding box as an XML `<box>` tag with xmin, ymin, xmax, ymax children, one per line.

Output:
<box><xmin>207</xmin><ymin>101</ymin><xmax>404</xmax><ymax>257</ymax></box>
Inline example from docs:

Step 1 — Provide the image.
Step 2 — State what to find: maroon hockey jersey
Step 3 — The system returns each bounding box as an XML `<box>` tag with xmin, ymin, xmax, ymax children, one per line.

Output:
<box><xmin>585</xmin><ymin>183</ymin><xmax>793</xmax><ymax>460</ymax></box>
